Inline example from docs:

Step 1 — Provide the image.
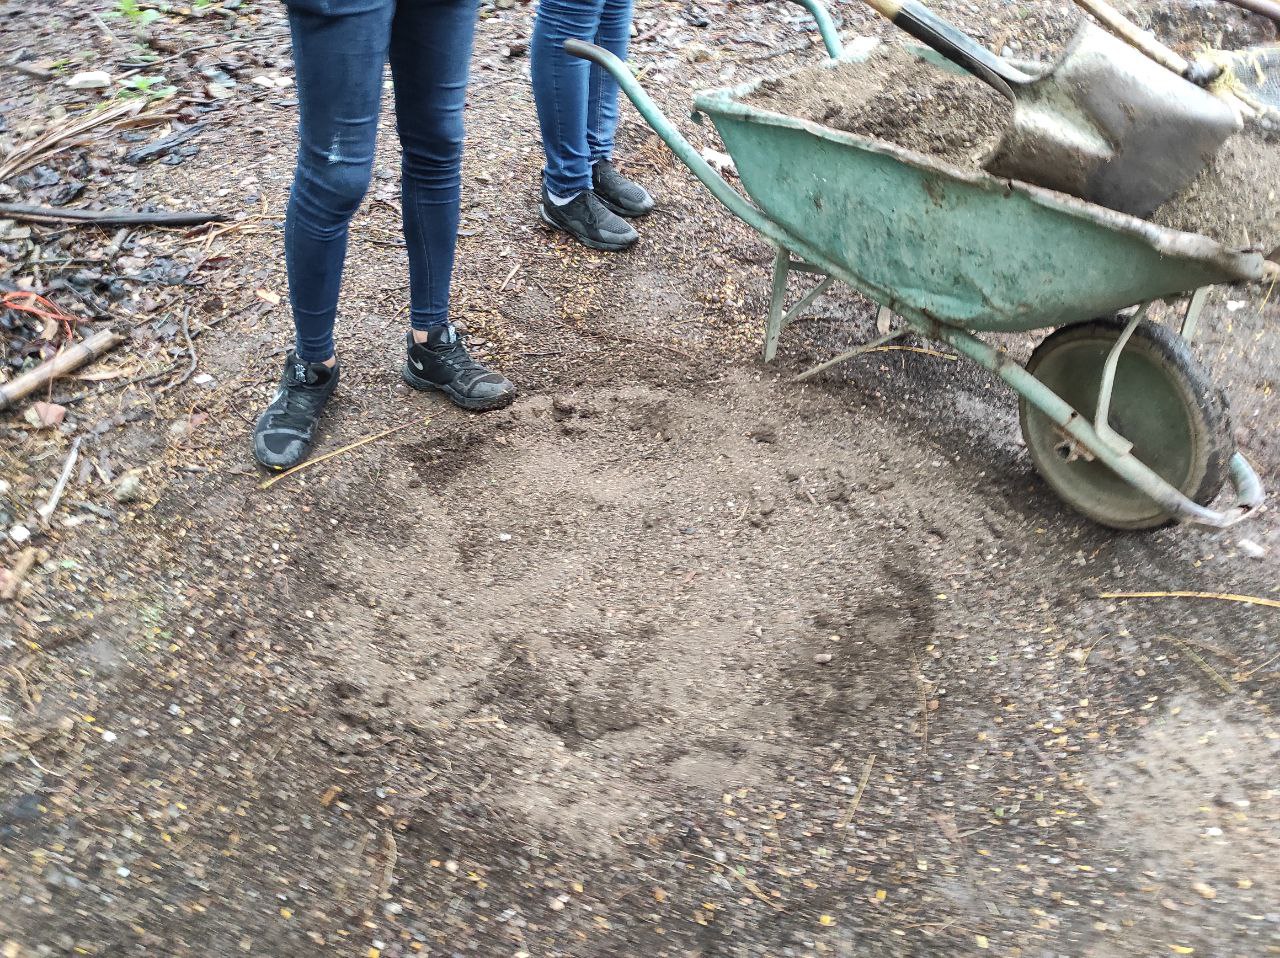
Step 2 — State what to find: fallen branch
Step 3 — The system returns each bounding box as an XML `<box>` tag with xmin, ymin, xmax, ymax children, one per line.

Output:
<box><xmin>0</xmin><ymin>329</ymin><xmax>126</xmax><ymax>413</ymax></box>
<box><xmin>1099</xmin><ymin>590</ymin><xmax>1280</xmax><ymax>611</ymax></box>
<box><xmin>0</xmin><ymin>548</ymin><xmax>38</xmax><ymax>602</ymax></box>
<box><xmin>124</xmin><ymin>121</ymin><xmax>206</xmax><ymax>165</ymax></box>
<box><xmin>37</xmin><ymin>437</ymin><xmax>81</xmax><ymax>526</ymax></box>
<box><xmin>259</xmin><ymin>417</ymin><xmax>430</xmax><ymax>490</ymax></box>
<box><xmin>0</xmin><ymin>203</ymin><xmax>225</xmax><ymax>227</ymax></box>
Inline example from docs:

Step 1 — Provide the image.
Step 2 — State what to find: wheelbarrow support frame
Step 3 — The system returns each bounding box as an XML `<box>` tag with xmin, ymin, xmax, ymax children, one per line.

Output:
<box><xmin>562</xmin><ymin>10</ymin><xmax>1264</xmax><ymax>528</ymax></box>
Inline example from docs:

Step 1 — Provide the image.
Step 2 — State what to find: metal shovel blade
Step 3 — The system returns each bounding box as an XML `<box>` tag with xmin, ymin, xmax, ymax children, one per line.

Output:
<box><xmin>983</xmin><ymin>21</ymin><xmax>1241</xmax><ymax>218</ymax></box>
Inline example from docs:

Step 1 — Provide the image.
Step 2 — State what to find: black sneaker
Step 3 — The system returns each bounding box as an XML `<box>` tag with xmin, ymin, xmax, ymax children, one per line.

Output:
<box><xmin>252</xmin><ymin>353</ymin><xmax>339</xmax><ymax>471</ymax></box>
<box><xmin>539</xmin><ymin>184</ymin><xmax>638</xmax><ymax>252</ymax></box>
<box><xmin>402</xmin><ymin>325</ymin><xmax>515</xmax><ymax>411</ymax></box>
<box><xmin>592</xmin><ymin>160</ymin><xmax>654</xmax><ymax>218</ymax></box>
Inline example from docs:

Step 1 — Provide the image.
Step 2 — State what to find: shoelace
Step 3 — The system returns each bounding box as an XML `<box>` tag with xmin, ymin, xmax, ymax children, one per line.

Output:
<box><xmin>431</xmin><ymin>334</ymin><xmax>487</xmax><ymax>374</ymax></box>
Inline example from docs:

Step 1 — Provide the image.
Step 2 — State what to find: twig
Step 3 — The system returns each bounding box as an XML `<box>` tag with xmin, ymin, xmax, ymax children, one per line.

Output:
<box><xmin>1</xmin><ymin>548</ymin><xmax>38</xmax><ymax>602</ymax></box>
<box><xmin>156</xmin><ymin>307</ymin><xmax>197</xmax><ymax>396</ymax></box>
<box><xmin>1158</xmin><ymin>634</ymin><xmax>1236</xmax><ymax>695</ymax></box>
<box><xmin>498</xmin><ymin>264</ymin><xmax>520</xmax><ymax>292</ymax></box>
<box><xmin>88</xmin><ymin>9</ymin><xmax>125</xmax><ymax>48</ymax></box>
<box><xmin>259</xmin><ymin>417</ymin><xmax>430</xmax><ymax>490</ymax></box>
<box><xmin>7</xmin><ymin>666</ymin><xmax>35</xmax><ymax>713</ymax></box>
<box><xmin>471</xmin><ymin>73</ymin><xmax>523</xmax><ymax>93</ymax></box>
<box><xmin>1099</xmin><ymin>591</ymin><xmax>1280</xmax><ymax>611</ymax></box>
<box><xmin>37</xmin><ymin>437</ymin><xmax>81</xmax><ymax>526</ymax></box>
<box><xmin>0</xmin><ymin>203</ymin><xmax>224</xmax><ymax>227</ymax></box>
<box><xmin>838</xmin><ymin>755</ymin><xmax>875</xmax><ymax>829</ymax></box>
<box><xmin>0</xmin><ymin>330</ymin><xmax>126</xmax><ymax>412</ymax></box>
<box><xmin>377</xmin><ymin>828</ymin><xmax>399</xmax><ymax>902</ymax></box>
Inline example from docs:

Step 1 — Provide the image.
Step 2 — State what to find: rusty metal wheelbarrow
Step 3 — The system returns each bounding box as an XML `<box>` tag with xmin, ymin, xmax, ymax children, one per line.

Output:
<box><xmin>565</xmin><ymin>0</ymin><xmax>1273</xmax><ymax>531</ymax></box>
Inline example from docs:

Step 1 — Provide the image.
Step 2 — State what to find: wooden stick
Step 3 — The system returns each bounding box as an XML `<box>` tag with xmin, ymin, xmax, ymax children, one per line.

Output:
<box><xmin>259</xmin><ymin>417</ymin><xmax>430</xmax><ymax>490</ymax></box>
<box><xmin>1099</xmin><ymin>590</ymin><xmax>1280</xmax><ymax>611</ymax></box>
<box><xmin>0</xmin><ymin>548</ymin><xmax>38</xmax><ymax>602</ymax></box>
<box><xmin>37</xmin><ymin>437</ymin><xmax>82</xmax><ymax>526</ymax></box>
<box><xmin>0</xmin><ymin>330</ymin><xmax>125</xmax><ymax>412</ymax></box>
<box><xmin>0</xmin><ymin>203</ymin><xmax>225</xmax><ymax>227</ymax></box>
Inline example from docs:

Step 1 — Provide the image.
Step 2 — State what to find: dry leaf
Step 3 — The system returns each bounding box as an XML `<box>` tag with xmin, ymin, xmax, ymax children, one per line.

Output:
<box><xmin>255</xmin><ymin>288</ymin><xmax>282</xmax><ymax>307</ymax></box>
<box><xmin>819</xmin><ymin>914</ymin><xmax>835</xmax><ymax>926</ymax></box>
<box><xmin>1192</xmin><ymin>881</ymin><xmax>1216</xmax><ymax>900</ymax></box>
<box><xmin>320</xmin><ymin>785</ymin><xmax>341</xmax><ymax>807</ymax></box>
<box><xmin>1169</xmin><ymin>946</ymin><xmax>1194</xmax><ymax>955</ymax></box>
<box><xmin>975</xmin><ymin>934</ymin><xmax>990</xmax><ymax>949</ymax></box>
<box><xmin>25</xmin><ymin>401</ymin><xmax>66</xmax><ymax>429</ymax></box>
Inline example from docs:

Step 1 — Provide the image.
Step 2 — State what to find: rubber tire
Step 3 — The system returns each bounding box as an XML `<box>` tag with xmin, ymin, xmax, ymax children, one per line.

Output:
<box><xmin>1019</xmin><ymin>317</ymin><xmax>1234</xmax><ymax>531</ymax></box>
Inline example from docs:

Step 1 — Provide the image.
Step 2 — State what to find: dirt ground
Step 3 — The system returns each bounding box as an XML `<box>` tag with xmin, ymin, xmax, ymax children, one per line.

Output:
<box><xmin>2</xmin><ymin>1</ymin><xmax>1280</xmax><ymax>956</ymax></box>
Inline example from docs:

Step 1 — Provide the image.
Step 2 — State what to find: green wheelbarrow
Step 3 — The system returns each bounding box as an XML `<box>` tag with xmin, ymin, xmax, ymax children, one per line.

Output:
<box><xmin>565</xmin><ymin>1</ymin><xmax>1274</xmax><ymax>531</ymax></box>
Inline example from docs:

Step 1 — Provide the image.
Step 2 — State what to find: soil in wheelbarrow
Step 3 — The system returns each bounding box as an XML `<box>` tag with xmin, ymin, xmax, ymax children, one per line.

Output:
<box><xmin>744</xmin><ymin>42</ymin><xmax>1012</xmax><ymax>166</ymax></box>
<box><xmin>1152</xmin><ymin>124</ymin><xmax>1280</xmax><ymax>256</ymax></box>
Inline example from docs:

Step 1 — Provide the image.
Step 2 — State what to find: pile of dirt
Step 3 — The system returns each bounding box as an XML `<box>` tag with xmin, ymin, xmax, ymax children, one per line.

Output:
<box><xmin>744</xmin><ymin>43</ymin><xmax>1012</xmax><ymax>165</ymax></box>
<box><xmin>1152</xmin><ymin>124</ymin><xmax>1280</xmax><ymax>255</ymax></box>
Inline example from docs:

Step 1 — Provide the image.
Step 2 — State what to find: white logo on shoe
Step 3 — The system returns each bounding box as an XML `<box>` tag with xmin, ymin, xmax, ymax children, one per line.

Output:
<box><xmin>410</xmin><ymin>357</ymin><xmax>425</xmax><ymax>371</ymax></box>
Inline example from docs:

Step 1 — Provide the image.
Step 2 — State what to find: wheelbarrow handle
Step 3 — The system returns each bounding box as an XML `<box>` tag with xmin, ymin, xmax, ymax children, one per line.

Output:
<box><xmin>563</xmin><ymin>40</ymin><xmax>791</xmax><ymax>248</ymax></box>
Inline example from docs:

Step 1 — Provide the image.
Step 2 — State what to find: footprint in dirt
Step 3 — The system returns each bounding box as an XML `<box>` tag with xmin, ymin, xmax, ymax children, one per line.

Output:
<box><xmin>782</xmin><ymin>552</ymin><xmax>937</xmax><ymax>745</ymax></box>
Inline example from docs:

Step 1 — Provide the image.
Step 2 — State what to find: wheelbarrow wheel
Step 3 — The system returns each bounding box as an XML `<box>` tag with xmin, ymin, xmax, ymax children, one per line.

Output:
<box><xmin>1019</xmin><ymin>317</ymin><xmax>1234</xmax><ymax>530</ymax></box>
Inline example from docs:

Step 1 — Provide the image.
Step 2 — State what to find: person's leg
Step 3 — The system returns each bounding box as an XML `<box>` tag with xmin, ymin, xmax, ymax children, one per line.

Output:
<box><xmin>254</xmin><ymin>3</ymin><xmax>392</xmax><ymax>470</ymax></box>
<box><xmin>530</xmin><ymin>0</ymin><xmax>637</xmax><ymax>250</ymax></box>
<box><xmin>585</xmin><ymin>0</ymin><xmax>631</xmax><ymax>166</ymax></box>
<box><xmin>284</xmin><ymin>2</ymin><xmax>392</xmax><ymax>363</ymax></box>
<box><xmin>586</xmin><ymin>0</ymin><xmax>653</xmax><ymax>218</ymax></box>
<box><xmin>389</xmin><ymin>0</ymin><xmax>515</xmax><ymax>411</ymax></box>
<box><xmin>531</xmin><ymin>0</ymin><xmax>601</xmax><ymax>198</ymax></box>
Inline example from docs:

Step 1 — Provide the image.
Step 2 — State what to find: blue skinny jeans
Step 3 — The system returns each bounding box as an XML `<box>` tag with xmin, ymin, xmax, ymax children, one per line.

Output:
<box><xmin>530</xmin><ymin>0</ymin><xmax>634</xmax><ymax>198</ymax></box>
<box><xmin>283</xmin><ymin>0</ymin><xmax>475</xmax><ymax>362</ymax></box>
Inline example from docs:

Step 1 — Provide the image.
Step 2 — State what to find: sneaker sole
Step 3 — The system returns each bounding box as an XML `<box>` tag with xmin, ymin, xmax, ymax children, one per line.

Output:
<box><xmin>538</xmin><ymin>207</ymin><xmax>637</xmax><ymax>252</ymax></box>
<box><xmin>596</xmin><ymin>193</ymin><xmax>654</xmax><ymax>220</ymax></box>
<box><xmin>402</xmin><ymin>363</ymin><xmax>515</xmax><ymax>412</ymax></box>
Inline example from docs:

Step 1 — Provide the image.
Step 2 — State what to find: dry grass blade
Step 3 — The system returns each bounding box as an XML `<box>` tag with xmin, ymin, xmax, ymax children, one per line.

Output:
<box><xmin>258</xmin><ymin>417</ymin><xmax>430</xmax><ymax>490</ymax></box>
<box><xmin>0</xmin><ymin>99</ymin><xmax>146</xmax><ymax>183</ymax></box>
<box><xmin>1157</xmin><ymin>634</ymin><xmax>1236</xmax><ymax>695</ymax></box>
<box><xmin>838</xmin><ymin>755</ymin><xmax>876</xmax><ymax>829</ymax></box>
<box><xmin>1099</xmin><ymin>591</ymin><xmax>1280</xmax><ymax>611</ymax></box>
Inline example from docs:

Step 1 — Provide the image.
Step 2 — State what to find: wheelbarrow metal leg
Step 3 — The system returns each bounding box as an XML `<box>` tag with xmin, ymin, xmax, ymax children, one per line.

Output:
<box><xmin>764</xmin><ymin>249</ymin><xmax>834</xmax><ymax>362</ymax></box>
<box><xmin>1092</xmin><ymin>304</ymin><xmax>1149</xmax><ymax>456</ymax></box>
<box><xmin>1180</xmin><ymin>286</ymin><xmax>1211</xmax><ymax>342</ymax></box>
<box><xmin>793</xmin><ymin>328</ymin><xmax>907</xmax><ymax>383</ymax></box>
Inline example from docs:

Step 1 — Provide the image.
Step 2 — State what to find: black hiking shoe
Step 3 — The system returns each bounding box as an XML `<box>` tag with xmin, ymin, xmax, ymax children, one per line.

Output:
<box><xmin>402</xmin><ymin>325</ymin><xmax>515</xmax><ymax>411</ymax></box>
<box><xmin>252</xmin><ymin>353</ymin><xmax>339</xmax><ymax>471</ymax></box>
<box><xmin>592</xmin><ymin>160</ymin><xmax>654</xmax><ymax>218</ymax></box>
<box><xmin>539</xmin><ymin>184</ymin><xmax>638</xmax><ymax>252</ymax></box>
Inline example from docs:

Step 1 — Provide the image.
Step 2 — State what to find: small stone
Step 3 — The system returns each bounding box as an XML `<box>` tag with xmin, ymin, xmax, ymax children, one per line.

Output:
<box><xmin>498</xmin><ymin>533</ymin><xmax>512</xmax><ymax>542</ymax></box>
<box><xmin>8</xmin><ymin>524</ymin><xmax>30</xmax><ymax>544</ymax></box>
<box><xmin>548</xmin><ymin>898</ymin><xmax>565</xmax><ymax>911</ymax></box>
<box><xmin>113</xmin><ymin>473</ymin><xmax>144</xmax><ymax>503</ymax></box>
<box><xmin>101</xmin><ymin>730</ymin><xmax>118</xmax><ymax>743</ymax></box>
<box><xmin>748</xmin><ymin>424</ymin><xmax>778</xmax><ymax>444</ymax></box>
<box><xmin>383</xmin><ymin>902</ymin><xmax>403</xmax><ymax>916</ymax></box>
<box><xmin>0</xmin><ymin>479</ymin><xmax>10</xmax><ymax>496</ymax></box>
<box><xmin>1193</xmin><ymin>881</ymin><xmax>1217</xmax><ymax>900</ymax></box>
<box><xmin>814</xmin><ymin>653</ymin><xmax>834</xmax><ymax>664</ymax></box>
<box><xmin>65</xmin><ymin>71</ymin><xmax>112</xmax><ymax>89</ymax></box>
<box><xmin>1238</xmin><ymin>539</ymin><xmax>1267</xmax><ymax>559</ymax></box>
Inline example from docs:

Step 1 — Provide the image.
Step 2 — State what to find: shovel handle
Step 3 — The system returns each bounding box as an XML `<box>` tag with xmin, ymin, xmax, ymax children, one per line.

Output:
<box><xmin>858</xmin><ymin>0</ymin><xmax>1032</xmax><ymax>98</ymax></box>
<box><xmin>1072</xmin><ymin>0</ymin><xmax>1220</xmax><ymax>85</ymax></box>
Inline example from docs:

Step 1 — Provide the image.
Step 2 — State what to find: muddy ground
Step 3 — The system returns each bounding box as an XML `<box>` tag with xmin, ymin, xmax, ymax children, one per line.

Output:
<box><xmin>2</xmin><ymin>0</ymin><xmax>1279</xmax><ymax>956</ymax></box>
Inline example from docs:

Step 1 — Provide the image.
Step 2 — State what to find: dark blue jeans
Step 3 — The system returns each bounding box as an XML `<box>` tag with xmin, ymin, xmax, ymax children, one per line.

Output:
<box><xmin>284</xmin><ymin>0</ymin><xmax>475</xmax><ymax>362</ymax></box>
<box><xmin>530</xmin><ymin>0</ymin><xmax>634</xmax><ymax>198</ymax></box>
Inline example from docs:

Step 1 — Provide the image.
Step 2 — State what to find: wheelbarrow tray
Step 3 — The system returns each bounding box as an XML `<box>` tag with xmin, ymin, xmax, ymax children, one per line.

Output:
<box><xmin>693</xmin><ymin>43</ymin><xmax>1269</xmax><ymax>333</ymax></box>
